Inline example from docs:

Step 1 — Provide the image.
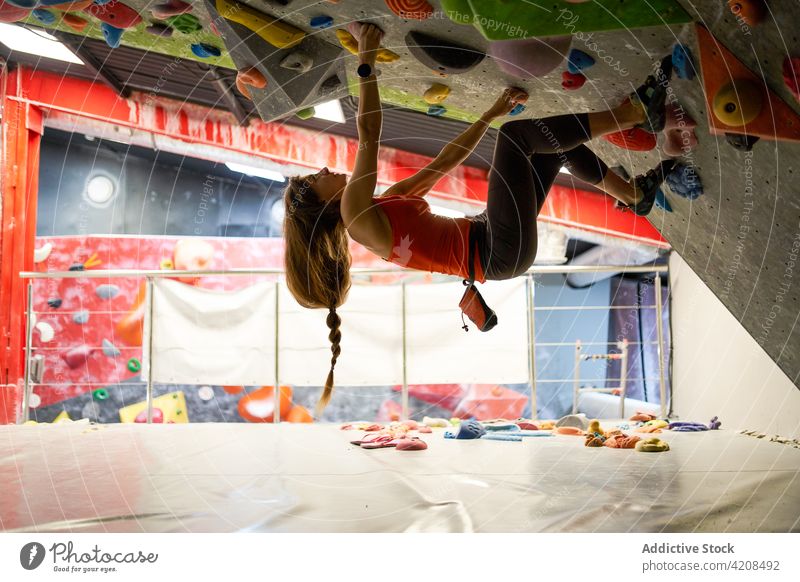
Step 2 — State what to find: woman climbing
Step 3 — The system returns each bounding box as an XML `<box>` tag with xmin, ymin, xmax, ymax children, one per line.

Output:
<box><xmin>283</xmin><ymin>23</ymin><xmax>676</xmax><ymax>413</ymax></box>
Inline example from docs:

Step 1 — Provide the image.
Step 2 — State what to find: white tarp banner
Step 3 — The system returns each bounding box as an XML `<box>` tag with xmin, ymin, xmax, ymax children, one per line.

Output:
<box><xmin>278</xmin><ymin>284</ymin><xmax>404</xmax><ymax>386</ymax></box>
<box><xmin>405</xmin><ymin>279</ymin><xmax>529</xmax><ymax>384</ymax></box>
<box><xmin>151</xmin><ymin>279</ymin><xmax>277</xmax><ymax>385</ymax></box>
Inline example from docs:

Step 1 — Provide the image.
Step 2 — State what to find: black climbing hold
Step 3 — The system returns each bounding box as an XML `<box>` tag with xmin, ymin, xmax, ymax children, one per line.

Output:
<box><xmin>68</xmin><ymin>263</ymin><xmax>85</xmax><ymax>271</ymax></box>
<box><xmin>404</xmin><ymin>30</ymin><xmax>485</xmax><ymax>75</ymax></box>
<box><xmin>47</xmin><ymin>298</ymin><xmax>63</xmax><ymax>309</ymax></box>
<box><xmin>725</xmin><ymin>132</ymin><xmax>760</xmax><ymax>151</ymax></box>
<box><xmin>318</xmin><ymin>75</ymin><xmax>343</xmax><ymax>97</ymax></box>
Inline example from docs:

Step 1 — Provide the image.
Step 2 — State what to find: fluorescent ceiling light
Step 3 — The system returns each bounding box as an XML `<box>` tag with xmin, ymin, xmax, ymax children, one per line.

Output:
<box><xmin>313</xmin><ymin>99</ymin><xmax>345</xmax><ymax>123</ymax></box>
<box><xmin>0</xmin><ymin>23</ymin><xmax>83</xmax><ymax>65</ymax></box>
<box><xmin>430</xmin><ymin>204</ymin><xmax>466</xmax><ymax>218</ymax></box>
<box><xmin>225</xmin><ymin>162</ymin><xmax>285</xmax><ymax>183</ymax></box>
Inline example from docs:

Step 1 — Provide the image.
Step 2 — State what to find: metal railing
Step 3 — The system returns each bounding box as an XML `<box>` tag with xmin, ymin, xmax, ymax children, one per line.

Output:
<box><xmin>19</xmin><ymin>263</ymin><xmax>670</xmax><ymax>423</ymax></box>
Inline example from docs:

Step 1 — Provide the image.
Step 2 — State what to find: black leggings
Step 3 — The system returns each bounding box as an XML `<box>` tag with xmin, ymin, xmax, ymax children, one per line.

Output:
<box><xmin>473</xmin><ymin>113</ymin><xmax>609</xmax><ymax>280</ymax></box>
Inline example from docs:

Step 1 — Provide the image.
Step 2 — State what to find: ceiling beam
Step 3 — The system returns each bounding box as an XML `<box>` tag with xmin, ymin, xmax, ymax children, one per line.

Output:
<box><xmin>203</xmin><ymin>65</ymin><xmax>249</xmax><ymax>126</ymax></box>
<box><xmin>50</xmin><ymin>32</ymin><xmax>130</xmax><ymax>98</ymax></box>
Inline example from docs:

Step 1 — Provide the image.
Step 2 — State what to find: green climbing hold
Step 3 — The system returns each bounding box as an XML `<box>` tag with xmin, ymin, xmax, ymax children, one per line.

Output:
<box><xmin>296</xmin><ymin>107</ymin><xmax>316</xmax><ymax>120</ymax></box>
<box><xmin>92</xmin><ymin>388</ymin><xmax>109</xmax><ymax>401</ymax></box>
<box><xmin>166</xmin><ymin>13</ymin><xmax>202</xmax><ymax>34</ymax></box>
<box><xmin>127</xmin><ymin>358</ymin><xmax>142</xmax><ymax>373</ymax></box>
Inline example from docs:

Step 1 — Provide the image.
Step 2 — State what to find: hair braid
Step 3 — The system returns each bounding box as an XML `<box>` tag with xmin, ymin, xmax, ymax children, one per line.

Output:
<box><xmin>316</xmin><ymin>306</ymin><xmax>342</xmax><ymax>416</ymax></box>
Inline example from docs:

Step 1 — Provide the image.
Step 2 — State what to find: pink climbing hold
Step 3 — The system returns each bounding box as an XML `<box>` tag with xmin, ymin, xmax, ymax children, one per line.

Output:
<box><xmin>150</xmin><ymin>0</ymin><xmax>191</xmax><ymax>20</ymax></box>
<box><xmin>663</xmin><ymin>128</ymin><xmax>698</xmax><ymax>157</ymax></box>
<box><xmin>85</xmin><ymin>0</ymin><xmax>142</xmax><ymax>29</ymax></box>
<box><xmin>62</xmin><ymin>345</ymin><xmax>94</xmax><ymax>369</ymax></box>
<box><xmin>0</xmin><ymin>1</ymin><xmax>29</xmax><ymax>23</ymax></box>
<box><xmin>395</xmin><ymin>438</ymin><xmax>428</xmax><ymax>451</ymax></box>
<box><xmin>561</xmin><ymin>70</ymin><xmax>586</xmax><ymax>90</ymax></box>
<box><xmin>664</xmin><ymin>102</ymin><xmax>697</xmax><ymax>131</ymax></box>
<box><xmin>418</xmin><ymin>425</ymin><xmax>432</xmax><ymax>433</ymax></box>
<box><xmin>783</xmin><ymin>56</ymin><xmax>800</xmax><ymax>102</ymax></box>
<box><xmin>489</xmin><ymin>36</ymin><xmax>571</xmax><ymax>80</ymax></box>
<box><xmin>134</xmin><ymin>407</ymin><xmax>164</xmax><ymax>423</ymax></box>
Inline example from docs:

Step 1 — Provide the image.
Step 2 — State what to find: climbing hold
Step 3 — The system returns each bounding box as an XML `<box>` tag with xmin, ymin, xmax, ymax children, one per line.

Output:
<box><xmin>101</xmin><ymin>339</ymin><xmax>121</xmax><ymax>357</ymax></box>
<box><xmin>783</xmin><ymin>56</ymin><xmax>800</xmax><ymax>102</ymax></box>
<box><xmin>280</xmin><ymin>50</ymin><xmax>313</xmax><ymax>73</ymax></box>
<box><xmin>35</xmin><ymin>321</ymin><xmax>55</xmax><ymax>343</ymax></box>
<box><xmin>150</xmin><ymin>0</ymin><xmax>191</xmax><ymax>19</ymax></box>
<box><xmin>566</xmin><ymin>48</ymin><xmax>595</xmax><ymax>74</ymax></box>
<box><xmin>725</xmin><ymin>132</ymin><xmax>760</xmax><ymax>151</ymax></box>
<box><xmin>587</xmin><ymin>419</ymin><xmax>605</xmax><ymax>436</ymax></box>
<box><xmin>145</xmin><ymin>23</ymin><xmax>173</xmax><ymax>37</ymax></box>
<box><xmin>561</xmin><ymin>70</ymin><xmax>586</xmax><ymax>90</ymax></box>
<box><xmin>234</xmin><ymin>67</ymin><xmax>267</xmax><ymax>100</ymax></box>
<box><xmin>426</xmin><ymin>104</ymin><xmax>446</xmax><ymax>116</ymax></box>
<box><xmin>47</xmin><ymin>298</ymin><xmax>62</xmax><ymax>309</ymax></box>
<box><xmin>0</xmin><ymin>2</ymin><xmax>28</xmax><ymax>23</ymax></box>
<box><xmin>296</xmin><ymin>107</ymin><xmax>316</xmax><ymax>120</ymax></box>
<box><xmin>335</xmin><ymin>29</ymin><xmax>399</xmax><ymax>63</ymax></box>
<box><xmin>92</xmin><ymin>0</ymin><xmax>113</xmax><ymax>4</ymax></box>
<box><xmin>422</xmin><ymin>416</ymin><xmax>449</xmax><ymax>428</ymax></box>
<box><xmin>223</xmin><ymin>385</ymin><xmax>244</xmax><ymax>394</ymax></box>
<box><xmin>727</xmin><ymin>0</ymin><xmax>765</xmax><ymax>26</ymax></box>
<box><xmin>95</xmin><ymin>284</ymin><xmax>119</xmax><ymax>300</ymax></box>
<box><xmin>309</xmin><ymin>14</ymin><xmax>333</xmax><ymax>29</ymax></box>
<box><xmin>53</xmin><ymin>410</ymin><xmax>72</xmax><ymax>423</ymax></box>
<box><xmin>488</xmin><ymin>36</ymin><xmax>571</xmax><ymax>79</ymax></box>
<box><xmin>516</xmin><ymin>420</ymin><xmax>539</xmax><ymax>430</ymax></box>
<box><xmin>28</xmin><ymin>393</ymin><xmax>41</xmax><ymax>409</ymax></box>
<box><xmin>134</xmin><ymin>407</ymin><xmax>164</xmax><ymax>423</ymax></box>
<box><xmin>713</xmin><ymin>80</ymin><xmax>763</xmax><ymax>127</ymax></box>
<box><xmin>191</xmin><ymin>43</ymin><xmax>221</xmax><ymax>58</ymax></box>
<box><xmin>630</xmin><ymin>411</ymin><xmax>656</xmax><ymax>422</ymax></box>
<box><xmin>584</xmin><ymin>433</ymin><xmax>606</xmax><ymax>447</ymax></box>
<box><xmin>33</xmin><ymin>242</ymin><xmax>52</xmax><ymax>264</ymax></box>
<box><xmin>127</xmin><ymin>357</ymin><xmax>141</xmax><ymax>373</ymax></box>
<box><xmin>665</xmin><ymin>162</ymin><xmax>703</xmax><ymax>200</ymax></box>
<box><xmin>61</xmin><ymin>13</ymin><xmax>90</xmax><ymax>32</ymax></box>
<box><xmin>672</xmin><ymin>43</ymin><xmax>696</xmax><ymax>80</ymax></box>
<box><xmin>214</xmin><ymin>0</ymin><xmax>305</xmax><ymax>49</ymax></box>
<box><xmin>602</xmin><ymin>127</ymin><xmax>657</xmax><ymax>152</ymax></box>
<box><xmin>664</xmin><ymin>102</ymin><xmax>697</xmax><ymax>131</ymax></box>
<box><xmin>68</xmin><ymin>262</ymin><xmax>85</xmax><ymax>271</ymax></box>
<box><xmin>32</xmin><ymin>8</ymin><xmax>56</xmax><ymax>24</ymax></box>
<box><xmin>603</xmin><ymin>434</ymin><xmax>641</xmax><ymax>449</ymax></box>
<box><xmin>654</xmin><ymin>189</ymin><xmax>673</xmax><ymax>213</ymax></box>
<box><xmin>86</xmin><ymin>0</ymin><xmax>142</xmax><ymax>29</ymax></box>
<box><xmin>318</xmin><ymin>74</ymin><xmax>343</xmax><ymax>97</ymax></box>
<box><xmin>663</xmin><ymin>127</ymin><xmax>698</xmax><ymax>157</ymax></box>
<box><xmin>237</xmin><ymin>385</ymin><xmax>293</xmax><ymax>423</ymax></box>
<box><xmin>555</xmin><ymin>426</ymin><xmax>584</xmax><ymax>436</ymax></box>
<box><xmin>423</xmin><ymin>83</ymin><xmax>450</xmax><ymax>105</ymax></box>
<box><xmin>555</xmin><ymin>413</ymin><xmax>590</xmax><ymax>430</ymax></box>
<box><xmin>508</xmin><ymin>103</ymin><xmax>526</xmax><ymax>116</ymax></box>
<box><xmin>92</xmin><ymin>388</ymin><xmax>109</xmax><ymax>401</ymax></box>
<box><xmin>3</xmin><ymin>0</ymin><xmax>36</xmax><ymax>9</ymax></box>
<box><xmin>405</xmin><ymin>30</ymin><xmax>485</xmax><ymax>75</ymax></box>
<box><xmin>62</xmin><ymin>345</ymin><xmax>93</xmax><ymax>369</ymax></box>
<box><xmin>197</xmin><ymin>386</ymin><xmax>215</xmax><ymax>401</ymax></box>
<box><xmin>159</xmin><ymin>258</ymin><xmax>174</xmax><ymax>270</ymax></box>
<box><xmin>635</xmin><ymin>437</ymin><xmax>670</xmax><ymax>452</ymax></box>
<box><xmin>165</xmin><ymin>13</ymin><xmax>201</xmax><ymax>34</ymax></box>
<box><xmin>444</xmin><ymin>419</ymin><xmax>486</xmax><ymax>439</ymax></box>
<box><xmin>395</xmin><ymin>437</ymin><xmax>428</xmax><ymax>450</ymax></box>
<box><xmin>385</xmin><ymin>0</ymin><xmax>433</xmax><ymax>20</ymax></box>
<box><xmin>101</xmin><ymin>23</ymin><xmax>124</xmax><ymax>48</ymax></box>
<box><xmin>72</xmin><ymin>310</ymin><xmax>90</xmax><ymax>325</ymax></box>
<box><xmin>708</xmin><ymin>416</ymin><xmax>722</xmax><ymax>430</ymax></box>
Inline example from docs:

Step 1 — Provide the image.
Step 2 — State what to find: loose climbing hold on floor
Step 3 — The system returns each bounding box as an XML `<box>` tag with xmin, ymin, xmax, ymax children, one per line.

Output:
<box><xmin>636</xmin><ymin>437</ymin><xmax>670</xmax><ymax>452</ymax></box>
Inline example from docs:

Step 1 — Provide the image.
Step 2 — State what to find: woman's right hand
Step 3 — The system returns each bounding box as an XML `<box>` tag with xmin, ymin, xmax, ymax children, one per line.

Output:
<box><xmin>483</xmin><ymin>88</ymin><xmax>529</xmax><ymax>120</ymax></box>
<box><xmin>358</xmin><ymin>23</ymin><xmax>383</xmax><ymax>66</ymax></box>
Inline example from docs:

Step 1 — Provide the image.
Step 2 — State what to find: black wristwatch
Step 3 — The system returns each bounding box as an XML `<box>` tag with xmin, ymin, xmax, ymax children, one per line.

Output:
<box><xmin>357</xmin><ymin>63</ymin><xmax>373</xmax><ymax>78</ymax></box>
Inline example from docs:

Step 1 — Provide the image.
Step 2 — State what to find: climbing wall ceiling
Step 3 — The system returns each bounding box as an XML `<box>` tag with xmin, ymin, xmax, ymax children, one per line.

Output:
<box><xmin>2</xmin><ymin>0</ymin><xmax>799</xmax><ymax>385</ymax></box>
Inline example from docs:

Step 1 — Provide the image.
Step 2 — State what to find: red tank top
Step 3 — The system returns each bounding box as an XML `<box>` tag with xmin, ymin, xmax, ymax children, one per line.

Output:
<box><xmin>375</xmin><ymin>195</ymin><xmax>485</xmax><ymax>283</ymax></box>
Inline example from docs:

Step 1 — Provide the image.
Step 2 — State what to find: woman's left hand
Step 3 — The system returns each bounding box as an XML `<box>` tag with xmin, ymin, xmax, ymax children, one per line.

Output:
<box><xmin>358</xmin><ymin>24</ymin><xmax>383</xmax><ymax>66</ymax></box>
<box><xmin>483</xmin><ymin>88</ymin><xmax>529</xmax><ymax>120</ymax></box>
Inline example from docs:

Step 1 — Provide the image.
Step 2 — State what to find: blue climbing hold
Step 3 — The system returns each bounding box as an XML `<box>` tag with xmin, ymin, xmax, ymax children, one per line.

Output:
<box><xmin>567</xmin><ymin>49</ymin><xmax>595</xmax><ymax>74</ymax></box>
<box><xmin>101</xmin><ymin>23</ymin><xmax>124</xmax><ymax>49</ymax></box>
<box><xmin>47</xmin><ymin>298</ymin><xmax>63</xmax><ymax>309</ymax></box>
<box><xmin>482</xmin><ymin>433</ymin><xmax>523</xmax><ymax>441</ymax></box>
<box><xmin>72</xmin><ymin>310</ymin><xmax>90</xmax><ymax>325</ymax></box>
<box><xmin>509</xmin><ymin>103</ymin><xmax>526</xmax><ymax>116</ymax></box>
<box><xmin>6</xmin><ymin>0</ymin><xmax>38</xmax><ymax>8</ymax></box>
<box><xmin>102</xmin><ymin>339</ymin><xmax>121</xmax><ymax>358</ymax></box>
<box><xmin>191</xmin><ymin>43</ymin><xmax>222</xmax><ymax>59</ymax></box>
<box><xmin>444</xmin><ymin>419</ymin><xmax>486</xmax><ymax>440</ymax></box>
<box><xmin>665</xmin><ymin>162</ymin><xmax>703</xmax><ymax>200</ymax></box>
<box><xmin>93</xmin><ymin>0</ymin><xmax>113</xmax><ymax>4</ymax></box>
<box><xmin>427</xmin><ymin>104</ymin><xmax>447</xmax><ymax>117</ymax></box>
<box><xmin>32</xmin><ymin>8</ymin><xmax>56</xmax><ymax>24</ymax></box>
<box><xmin>96</xmin><ymin>284</ymin><xmax>120</xmax><ymax>300</ymax></box>
<box><xmin>672</xmin><ymin>43</ymin><xmax>696</xmax><ymax>81</ymax></box>
<box><xmin>310</xmin><ymin>15</ymin><xmax>334</xmax><ymax>29</ymax></box>
<box><xmin>654</xmin><ymin>188</ymin><xmax>673</xmax><ymax>212</ymax></box>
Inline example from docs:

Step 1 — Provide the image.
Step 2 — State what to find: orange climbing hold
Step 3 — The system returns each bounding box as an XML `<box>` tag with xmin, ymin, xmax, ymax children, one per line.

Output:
<box><xmin>727</xmin><ymin>0</ymin><xmax>766</xmax><ymax>26</ymax></box>
<box><xmin>235</xmin><ymin>67</ymin><xmax>267</xmax><ymax>100</ymax></box>
<box><xmin>384</xmin><ymin>0</ymin><xmax>433</xmax><ymax>20</ymax></box>
<box><xmin>237</xmin><ymin>385</ymin><xmax>293</xmax><ymax>423</ymax></box>
<box><xmin>286</xmin><ymin>405</ymin><xmax>313</xmax><ymax>423</ymax></box>
<box><xmin>603</xmin><ymin>127</ymin><xmax>657</xmax><ymax>152</ymax></box>
<box><xmin>62</xmin><ymin>13</ymin><xmax>89</xmax><ymax>32</ymax></box>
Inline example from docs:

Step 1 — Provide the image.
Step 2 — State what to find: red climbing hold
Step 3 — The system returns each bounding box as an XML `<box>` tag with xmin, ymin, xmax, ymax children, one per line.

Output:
<box><xmin>62</xmin><ymin>345</ymin><xmax>94</xmax><ymax>369</ymax></box>
<box><xmin>783</xmin><ymin>56</ymin><xmax>800</xmax><ymax>102</ymax></box>
<box><xmin>134</xmin><ymin>407</ymin><xmax>164</xmax><ymax>423</ymax></box>
<box><xmin>85</xmin><ymin>0</ymin><xmax>142</xmax><ymax>29</ymax></box>
<box><xmin>561</xmin><ymin>70</ymin><xmax>586</xmax><ymax>90</ymax></box>
<box><xmin>384</xmin><ymin>0</ymin><xmax>433</xmax><ymax>20</ymax></box>
<box><xmin>602</xmin><ymin>128</ymin><xmax>657</xmax><ymax>152</ymax></box>
<box><xmin>0</xmin><ymin>1</ymin><xmax>29</xmax><ymax>23</ymax></box>
<box><xmin>395</xmin><ymin>438</ymin><xmax>428</xmax><ymax>451</ymax></box>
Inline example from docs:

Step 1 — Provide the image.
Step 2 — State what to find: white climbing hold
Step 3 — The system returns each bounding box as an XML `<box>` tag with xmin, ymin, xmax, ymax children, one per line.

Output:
<box><xmin>73</xmin><ymin>310</ymin><xmax>90</xmax><ymax>325</ymax></box>
<box><xmin>280</xmin><ymin>51</ymin><xmax>313</xmax><ymax>73</ymax></box>
<box><xmin>35</xmin><ymin>321</ymin><xmax>54</xmax><ymax>343</ymax></box>
<box><xmin>34</xmin><ymin>242</ymin><xmax>53</xmax><ymax>263</ymax></box>
<box><xmin>96</xmin><ymin>284</ymin><xmax>120</xmax><ymax>300</ymax></box>
<box><xmin>29</xmin><ymin>392</ymin><xmax>41</xmax><ymax>409</ymax></box>
<box><xmin>198</xmin><ymin>386</ymin><xmax>214</xmax><ymax>401</ymax></box>
<box><xmin>102</xmin><ymin>339</ymin><xmax>121</xmax><ymax>357</ymax></box>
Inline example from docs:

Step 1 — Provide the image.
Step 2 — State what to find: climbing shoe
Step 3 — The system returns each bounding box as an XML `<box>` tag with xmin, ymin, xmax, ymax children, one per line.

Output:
<box><xmin>628</xmin><ymin>160</ymin><xmax>677</xmax><ymax>216</ymax></box>
<box><xmin>630</xmin><ymin>55</ymin><xmax>674</xmax><ymax>134</ymax></box>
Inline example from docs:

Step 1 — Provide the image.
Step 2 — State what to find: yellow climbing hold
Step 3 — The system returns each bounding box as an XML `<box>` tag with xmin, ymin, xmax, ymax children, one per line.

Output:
<box><xmin>335</xmin><ymin>29</ymin><xmax>400</xmax><ymax>63</ymax></box>
<box><xmin>424</xmin><ymin>83</ymin><xmax>451</xmax><ymax>104</ymax></box>
<box><xmin>24</xmin><ymin>420</ymin><xmax>39</xmax><ymax>425</ymax></box>
<box><xmin>53</xmin><ymin>410</ymin><xmax>72</xmax><ymax>423</ymax></box>
<box><xmin>635</xmin><ymin>437</ymin><xmax>670</xmax><ymax>452</ymax></box>
<box><xmin>215</xmin><ymin>0</ymin><xmax>305</xmax><ymax>49</ymax></box>
<box><xmin>644</xmin><ymin>419</ymin><xmax>669</xmax><ymax>429</ymax></box>
<box><xmin>587</xmin><ymin>419</ymin><xmax>604</xmax><ymax>435</ymax></box>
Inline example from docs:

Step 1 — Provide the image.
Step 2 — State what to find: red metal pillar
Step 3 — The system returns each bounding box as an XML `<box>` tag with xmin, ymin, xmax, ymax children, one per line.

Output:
<box><xmin>0</xmin><ymin>65</ymin><xmax>43</xmax><ymax>423</ymax></box>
